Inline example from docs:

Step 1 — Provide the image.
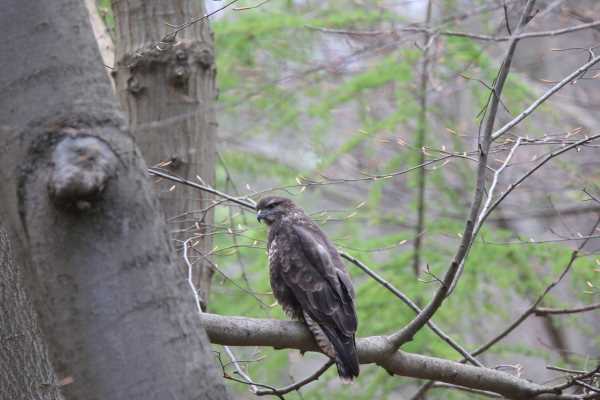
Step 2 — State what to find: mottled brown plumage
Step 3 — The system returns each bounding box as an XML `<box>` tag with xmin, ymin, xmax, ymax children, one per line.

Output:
<box><xmin>256</xmin><ymin>196</ymin><xmax>359</xmax><ymax>380</ymax></box>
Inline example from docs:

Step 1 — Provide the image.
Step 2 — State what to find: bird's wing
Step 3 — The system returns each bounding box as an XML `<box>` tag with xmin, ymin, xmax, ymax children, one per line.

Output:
<box><xmin>281</xmin><ymin>224</ymin><xmax>357</xmax><ymax>336</ymax></box>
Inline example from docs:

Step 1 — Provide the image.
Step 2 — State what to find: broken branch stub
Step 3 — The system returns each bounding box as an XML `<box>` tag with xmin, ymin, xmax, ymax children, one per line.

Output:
<box><xmin>48</xmin><ymin>132</ymin><xmax>118</xmax><ymax>208</ymax></box>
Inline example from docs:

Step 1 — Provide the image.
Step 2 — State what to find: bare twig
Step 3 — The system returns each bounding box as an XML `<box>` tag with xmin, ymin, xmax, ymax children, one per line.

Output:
<box><xmin>254</xmin><ymin>360</ymin><xmax>334</xmax><ymax>397</ymax></box>
<box><xmin>148</xmin><ymin>168</ymin><xmax>256</xmax><ymax>210</ymax></box>
<box><xmin>308</xmin><ymin>20</ymin><xmax>600</xmax><ymax>43</ymax></box>
<box><xmin>224</xmin><ymin>345</ymin><xmax>258</xmax><ymax>393</ymax></box>
<box><xmin>491</xmin><ymin>55</ymin><xmax>600</xmax><ymax>141</ymax></box>
<box><xmin>471</xmin><ymin>217</ymin><xmax>600</xmax><ymax>357</ymax></box>
<box><xmin>476</xmin><ymin>133</ymin><xmax>600</xmax><ymax>227</ymax></box>
<box><xmin>161</xmin><ymin>0</ymin><xmax>242</xmax><ymax>41</ymax></box>
<box><xmin>183</xmin><ymin>237</ymin><xmax>205</xmax><ymax>313</ymax></box>
<box><xmin>477</xmin><ymin>137</ymin><xmax>522</xmax><ymax>226</ymax></box>
<box><xmin>534</xmin><ymin>303</ymin><xmax>600</xmax><ymax>316</ymax></box>
<box><xmin>340</xmin><ymin>252</ymin><xmax>482</xmax><ymax>366</ymax></box>
<box><xmin>547</xmin><ymin>366</ymin><xmax>600</xmax><ymax>376</ymax></box>
<box><xmin>536</xmin><ymin>366</ymin><xmax>600</xmax><ymax>395</ymax></box>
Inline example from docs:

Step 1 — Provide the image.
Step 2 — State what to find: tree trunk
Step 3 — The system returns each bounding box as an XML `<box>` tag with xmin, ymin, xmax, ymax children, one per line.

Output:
<box><xmin>0</xmin><ymin>228</ymin><xmax>65</xmax><ymax>400</ymax></box>
<box><xmin>111</xmin><ymin>0</ymin><xmax>218</xmax><ymax>306</ymax></box>
<box><xmin>0</xmin><ymin>1</ymin><xmax>229</xmax><ymax>399</ymax></box>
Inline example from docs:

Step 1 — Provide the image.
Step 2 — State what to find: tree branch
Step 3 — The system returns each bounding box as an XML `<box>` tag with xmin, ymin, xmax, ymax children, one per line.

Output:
<box><xmin>340</xmin><ymin>252</ymin><xmax>482</xmax><ymax>367</ymax></box>
<box><xmin>534</xmin><ymin>303</ymin><xmax>600</xmax><ymax>316</ymax></box>
<box><xmin>386</xmin><ymin>0</ymin><xmax>538</xmax><ymax>350</ymax></box>
<box><xmin>470</xmin><ymin>216</ymin><xmax>600</xmax><ymax>357</ymax></box>
<box><xmin>199</xmin><ymin>313</ymin><xmax>586</xmax><ymax>400</ymax></box>
<box><xmin>254</xmin><ymin>360</ymin><xmax>334</xmax><ymax>397</ymax></box>
<box><xmin>491</xmin><ymin>54</ymin><xmax>600</xmax><ymax>141</ymax></box>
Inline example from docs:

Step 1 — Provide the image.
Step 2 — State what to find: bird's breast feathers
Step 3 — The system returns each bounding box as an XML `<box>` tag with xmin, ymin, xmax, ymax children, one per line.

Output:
<box><xmin>268</xmin><ymin>238</ymin><xmax>278</xmax><ymax>262</ymax></box>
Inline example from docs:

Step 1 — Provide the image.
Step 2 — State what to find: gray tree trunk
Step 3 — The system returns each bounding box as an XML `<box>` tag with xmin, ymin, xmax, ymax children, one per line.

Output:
<box><xmin>0</xmin><ymin>1</ymin><xmax>229</xmax><ymax>399</ymax></box>
<box><xmin>111</xmin><ymin>0</ymin><xmax>218</xmax><ymax>306</ymax></box>
<box><xmin>0</xmin><ymin>228</ymin><xmax>65</xmax><ymax>400</ymax></box>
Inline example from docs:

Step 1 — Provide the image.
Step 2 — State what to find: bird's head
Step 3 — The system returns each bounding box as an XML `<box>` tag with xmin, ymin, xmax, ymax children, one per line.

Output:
<box><xmin>256</xmin><ymin>196</ymin><xmax>296</xmax><ymax>226</ymax></box>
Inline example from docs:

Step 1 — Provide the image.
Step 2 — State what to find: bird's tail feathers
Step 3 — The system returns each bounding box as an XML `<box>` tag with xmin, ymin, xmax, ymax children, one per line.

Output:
<box><xmin>303</xmin><ymin>312</ymin><xmax>359</xmax><ymax>381</ymax></box>
<box><xmin>332</xmin><ymin>337</ymin><xmax>360</xmax><ymax>381</ymax></box>
<box><xmin>320</xmin><ymin>324</ymin><xmax>358</xmax><ymax>381</ymax></box>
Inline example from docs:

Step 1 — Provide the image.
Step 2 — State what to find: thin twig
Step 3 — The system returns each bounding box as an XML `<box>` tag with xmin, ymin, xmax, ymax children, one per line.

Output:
<box><xmin>255</xmin><ymin>360</ymin><xmax>334</xmax><ymax>397</ymax></box>
<box><xmin>163</xmin><ymin>0</ymin><xmax>242</xmax><ymax>39</ymax></box>
<box><xmin>491</xmin><ymin>55</ymin><xmax>600</xmax><ymax>141</ymax></box>
<box><xmin>477</xmin><ymin>137</ymin><xmax>522</xmax><ymax>226</ymax></box>
<box><xmin>308</xmin><ymin>20</ymin><xmax>600</xmax><ymax>43</ymax></box>
<box><xmin>224</xmin><ymin>345</ymin><xmax>258</xmax><ymax>393</ymax></box>
<box><xmin>534</xmin><ymin>303</ymin><xmax>600</xmax><ymax>316</ymax></box>
<box><xmin>476</xmin><ymin>133</ymin><xmax>600</xmax><ymax>226</ymax></box>
<box><xmin>471</xmin><ymin>217</ymin><xmax>600</xmax><ymax>357</ymax></box>
<box><xmin>340</xmin><ymin>253</ymin><xmax>482</xmax><ymax>366</ymax></box>
<box><xmin>183</xmin><ymin>237</ymin><xmax>205</xmax><ymax>313</ymax></box>
<box><xmin>148</xmin><ymin>168</ymin><xmax>256</xmax><ymax>209</ymax></box>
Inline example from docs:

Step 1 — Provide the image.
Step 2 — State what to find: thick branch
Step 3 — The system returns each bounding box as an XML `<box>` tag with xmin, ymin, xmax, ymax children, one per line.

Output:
<box><xmin>200</xmin><ymin>313</ymin><xmax>583</xmax><ymax>400</ymax></box>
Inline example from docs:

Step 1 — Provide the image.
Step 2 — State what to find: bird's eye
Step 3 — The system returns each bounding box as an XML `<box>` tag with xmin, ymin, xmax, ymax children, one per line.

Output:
<box><xmin>266</xmin><ymin>202</ymin><xmax>277</xmax><ymax>209</ymax></box>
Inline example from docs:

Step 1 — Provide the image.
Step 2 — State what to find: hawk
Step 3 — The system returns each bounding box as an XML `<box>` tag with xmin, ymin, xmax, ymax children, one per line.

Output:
<box><xmin>256</xmin><ymin>196</ymin><xmax>359</xmax><ymax>381</ymax></box>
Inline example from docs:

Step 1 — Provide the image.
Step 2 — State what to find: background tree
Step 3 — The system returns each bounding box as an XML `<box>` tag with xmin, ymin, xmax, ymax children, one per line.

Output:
<box><xmin>111</xmin><ymin>0</ymin><xmax>219</xmax><ymax>305</ymax></box>
<box><xmin>0</xmin><ymin>1</ymin><xmax>229</xmax><ymax>399</ymax></box>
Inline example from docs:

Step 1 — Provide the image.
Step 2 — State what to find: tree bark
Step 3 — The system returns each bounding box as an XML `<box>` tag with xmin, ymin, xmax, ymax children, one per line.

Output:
<box><xmin>111</xmin><ymin>0</ymin><xmax>218</xmax><ymax>306</ymax></box>
<box><xmin>0</xmin><ymin>1</ymin><xmax>229</xmax><ymax>399</ymax></box>
<box><xmin>0</xmin><ymin>228</ymin><xmax>65</xmax><ymax>400</ymax></box>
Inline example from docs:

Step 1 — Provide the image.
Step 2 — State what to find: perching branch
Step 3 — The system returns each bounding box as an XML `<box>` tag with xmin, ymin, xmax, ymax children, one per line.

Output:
<box><xmin>199</xmin><ymin>312</ymin><xmax>590</xmax><ymax>400</ymax></box>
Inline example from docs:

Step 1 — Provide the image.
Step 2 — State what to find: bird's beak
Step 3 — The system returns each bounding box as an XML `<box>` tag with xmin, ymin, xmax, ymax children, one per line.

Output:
<box><xmin>256</xmin><ymin>209</ymin><xmax>266</xmax><ymax>223</ymax></box>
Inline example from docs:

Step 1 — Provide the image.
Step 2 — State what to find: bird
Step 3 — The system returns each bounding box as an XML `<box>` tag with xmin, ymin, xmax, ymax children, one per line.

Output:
<box><xmin>256</xmin><ymin>196</ymin><xmax>359</xmax><ymax>381</ymax></box>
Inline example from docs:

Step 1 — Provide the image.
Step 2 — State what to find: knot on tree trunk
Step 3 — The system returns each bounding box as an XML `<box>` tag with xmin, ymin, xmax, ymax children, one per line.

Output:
<box><xmin>48</xmin><ymin>132</ymin><xmax>117</xmax><ymax>208</ymax></box>
<box><xmin>118</xmin><ymin>40</ymin><xmax>214</xmax><ymax>93</ymax></box>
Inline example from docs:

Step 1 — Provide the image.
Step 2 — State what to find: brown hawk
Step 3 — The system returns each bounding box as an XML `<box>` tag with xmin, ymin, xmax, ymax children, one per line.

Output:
<box><xmin>256</xmin><ymin>196</ymin><xmax>359</xmax><ymax>381</ymax></box>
